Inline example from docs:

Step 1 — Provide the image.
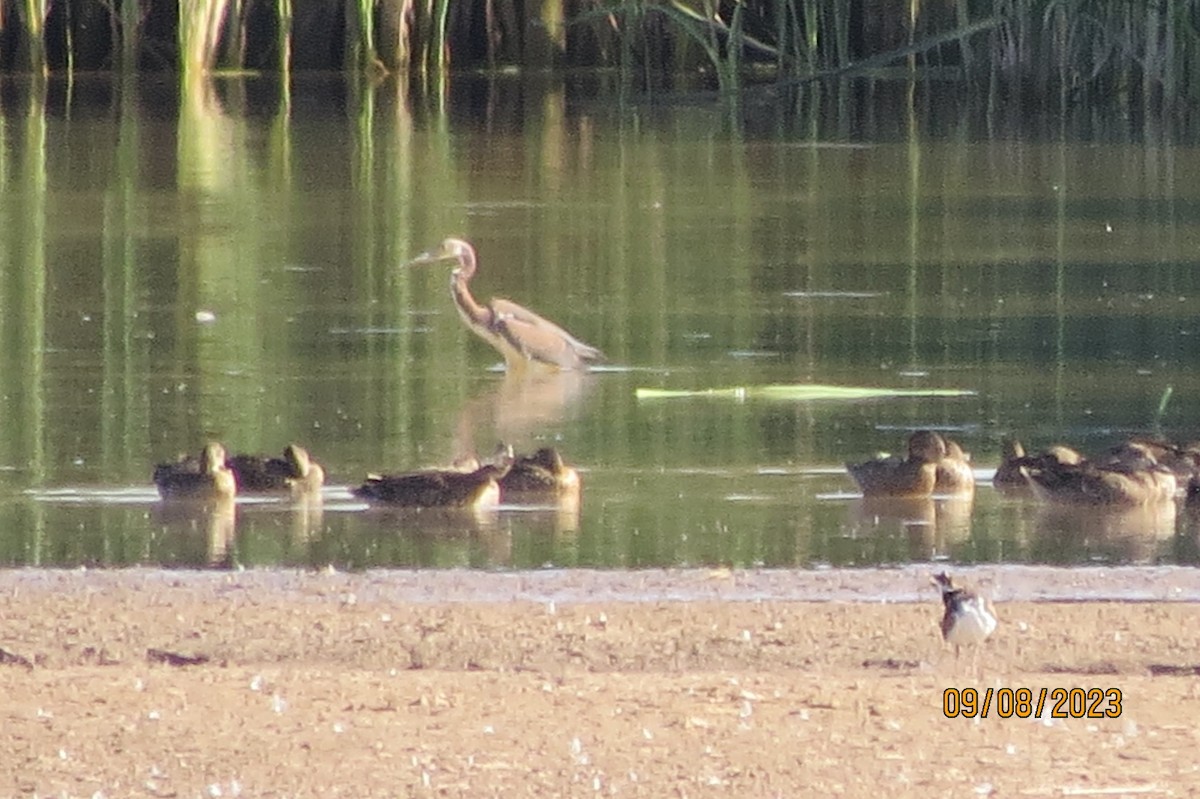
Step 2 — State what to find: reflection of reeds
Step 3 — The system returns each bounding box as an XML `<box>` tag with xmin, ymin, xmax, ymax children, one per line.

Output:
<box><xmin>0</xmin><ymin>81</ymin><xmax>49</xmax><ymax>536</ymax></box>
<box><xmin>118</xmin><ymin>0</ymin><xmax>143</xmax><ymax>69</ymax></box>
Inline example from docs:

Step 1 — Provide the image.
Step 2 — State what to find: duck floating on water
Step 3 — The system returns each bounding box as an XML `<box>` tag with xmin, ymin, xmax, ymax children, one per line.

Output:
<box><xmin>846</xmin><ymin>431</ymin><xmax>974</xmax><ymax>498</ymax></box>
<box><xmin>995</xmin><ymin>437</ymin><xmax>1183</xmax><ymax>506</ymax></box>
<box><xmin>992</xmin><ymin>439</ymin><xmax>1083</xmax><ymax>496</ymax></box>
<box><xmin>226</xmin><ymin>444</ymin><xmax>325</xmax><ymax>495</ymax></box>
<box><xmin>1023</xmin><ymin>449</ymin><xmax>1178</xmax><ymax>507</ymax></box>
<box><xmin>936</xmin><ymin>439</ymin><xmax>976</xmax><ymax>497</ymax></box>
<box><xmin>153</xmin><ymin>442</ymin><xmax>237</xmax><ymax>501</ymax></box>
<box><xmin>499</xmin><ymin>447</ymin><xmax>581</xmax><ymax>501</ymax></box>
<box><xmin>353</xmin><ymin>446</ymin><xmax>514</xmax><ymax>510</ymax></box>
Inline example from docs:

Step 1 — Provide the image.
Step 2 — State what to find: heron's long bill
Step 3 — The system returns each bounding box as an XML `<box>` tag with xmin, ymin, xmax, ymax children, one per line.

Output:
<box><xmin>406</xmin><ymin>243</ymin><xmax>456</xmax><ymax>267</ymax></box>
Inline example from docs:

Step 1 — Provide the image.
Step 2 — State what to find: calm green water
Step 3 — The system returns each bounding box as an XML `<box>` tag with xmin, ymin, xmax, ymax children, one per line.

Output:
<box><xmin>2</xmin><ymin>74</ymin><xmax>1200</xmax><ymax>570</ymax></box>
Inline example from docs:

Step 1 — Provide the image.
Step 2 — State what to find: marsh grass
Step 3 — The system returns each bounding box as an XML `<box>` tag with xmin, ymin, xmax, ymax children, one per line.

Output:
<box><xmin>178</xmin><ymin>0</ymin><xmax>231</xmax><ymax>75</ymax></box>
<box><xmin>2</xmin><ymin>0</ymin><xmax>1199</xmax><ymax>101</ymax></box>
<box><xmin>13</xmin><ymin>0</ymin><xmax>51</xmax><ymax>75</ymax></box>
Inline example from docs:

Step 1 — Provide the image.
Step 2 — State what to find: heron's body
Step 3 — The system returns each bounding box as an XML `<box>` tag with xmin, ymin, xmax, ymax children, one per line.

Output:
<box><xmin>154</xmin><ymin>442</ymin><xmax>237</xmax><ymax>501</ymax></box>
<box><xmin>410</xmin><ymin>238</ymin><xmax>603</xmax><ymax>372</ymax></box>
<box><xmin>227</xmin><ymin>444</ymin><xmax>325</xmax><ymax>495</ymax></box>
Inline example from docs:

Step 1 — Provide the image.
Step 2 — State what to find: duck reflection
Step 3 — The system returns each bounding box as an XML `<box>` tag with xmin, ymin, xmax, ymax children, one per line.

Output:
<box><xmin>498</xmin><ymin>496</ymin><xmax>581</xmax><ymax>539</ymax></box>
<box><xmin>1030</xmin><ymin>502</ymin><xmax>1177</xmax><ymax>563</ymax></box>
<box><xmin>150</xmin><ymin>496</ymin><xmax>237</xmax><ymax>567</ymax></box>
<box><xmin>1177</xmin><ymin>493</ymin><xmax>1200</xmax><ymax>562</ymax></box>
<box><xmin>286</xmin><ymin>491</ymin><xmax>325</xmax><ymax>546</ymax></box>
<box><xmin>358</xmin><ymin>506</ymin><xmax>513</xmax><ymax>565</ymax></box>
<box><xmin>845</xmin><ymin>496</ymin><xmax>973</xmax><ymax>560</ymax></box>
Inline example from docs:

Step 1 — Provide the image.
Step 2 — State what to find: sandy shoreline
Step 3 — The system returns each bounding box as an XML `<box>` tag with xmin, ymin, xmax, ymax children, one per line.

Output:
<box><xmin>6</xmin><ymin>563</ymin><xmax>1200</xmax><ymax>603</ymax></box>
<box><xmin>2</xmin><ymin>567</ymin><xmax>1199</xmax><ymax>797</ymax></box>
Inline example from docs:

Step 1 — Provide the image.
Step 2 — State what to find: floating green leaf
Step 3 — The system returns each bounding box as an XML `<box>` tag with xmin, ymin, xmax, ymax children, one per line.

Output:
<box><xmin>635</xmin><ymin>384</ymin><xmax>976</xmax><ymax>401</ymax></box>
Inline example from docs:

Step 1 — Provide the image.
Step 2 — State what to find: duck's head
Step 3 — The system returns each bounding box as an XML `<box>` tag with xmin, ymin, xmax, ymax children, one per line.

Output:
<box><xmin>907</xmin><ymin>430</ymin><xmax>947</xmax><ymax>463</ymax></box>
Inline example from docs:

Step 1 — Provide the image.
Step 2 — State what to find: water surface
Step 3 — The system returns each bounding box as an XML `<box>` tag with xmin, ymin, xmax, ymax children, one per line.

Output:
<box><xmin>2</xmin><ymin>75</ymin><xmax>1200</xmax><ymax>569</ymax></box>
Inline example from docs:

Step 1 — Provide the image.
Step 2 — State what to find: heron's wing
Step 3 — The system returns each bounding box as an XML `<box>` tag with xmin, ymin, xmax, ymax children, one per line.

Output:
<box><xmin>489</xmin><ymin>298</ymin><xmax>603</xmax><ymax>370</ymax></box>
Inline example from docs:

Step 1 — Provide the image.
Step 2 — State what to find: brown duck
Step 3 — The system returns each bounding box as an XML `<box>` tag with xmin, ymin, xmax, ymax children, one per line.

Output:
<box><xmin>1024</xmin><ymin>450</ymin><xmax>1177</xmax><ymax>507</ymax></box>
<box><xmin>936</xmin><ymin>438</ymin><xmax>976</xmax><ymax>497</ymax></box>
<box><xmin>353</xmin><ymin>450</ymin><xmax>514</xmax><ymax>509</ymax></box>
<box><xmin>846</xmin><ymin>431</ymin><xmax>945</xmax><ymax>498</ymax></box>
<box><xmin>992</xmin><ymin>440</ymin><xmax>1083</xmax><ymax>495</ymax></box>
<box><xmin>1100</xmin><ymin>437</ymin><xmax>1200</xmax><ymax>482</ymax></box>
<box><xmin>499</xmin><ymin>447</ymin><xmax>581</xmax><ymax>500</ymax></box>
<box><xmin>153</xmin><ymin>442</ymin><xmax>237</xmax><ymax>501</ymax></box>
<box><xmin>227</xmin><ymin>444</ymin><xmax>325</xmax><ymax>495</ymax></box>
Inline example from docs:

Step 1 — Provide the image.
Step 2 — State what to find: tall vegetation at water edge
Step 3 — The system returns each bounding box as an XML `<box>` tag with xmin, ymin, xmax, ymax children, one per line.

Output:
<box><xmin>2</xmin><ymin>0</ymin><xmax>1198</xmax><ymax>98</ymax></box>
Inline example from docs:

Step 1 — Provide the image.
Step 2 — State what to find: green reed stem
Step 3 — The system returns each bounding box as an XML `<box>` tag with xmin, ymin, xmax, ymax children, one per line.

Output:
<box><xmin>179</xmin><ymin>0</ymin><xmax>231</xmax><ymax>74</ymax></box>
<box><xmin>14</xmin><ymin>0</ymin><xmax>49</xmax><ymax>75</ymax></box>
<box><xmin>278</xmin><ymin>0</ymin><xmax>293</xmax><ymax>73</ymax></box>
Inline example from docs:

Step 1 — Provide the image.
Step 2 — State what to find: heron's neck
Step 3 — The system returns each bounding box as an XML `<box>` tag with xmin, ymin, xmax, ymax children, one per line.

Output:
<box><xmin>451</xmin><ymin>270</ymin><xmax>492</xmax><ymax>326</ymax></box>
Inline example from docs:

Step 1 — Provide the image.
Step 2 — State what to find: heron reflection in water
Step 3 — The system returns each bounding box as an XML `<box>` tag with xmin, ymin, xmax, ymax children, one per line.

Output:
<box><xmin>451</xmin><ymin>367</ymin><xmax>594</xmax><ymax>461</ymax></box>
<box><xmin>407</xmin><ymin>237</ymin><xmax>603</xmax><ymax>372</ymax></box>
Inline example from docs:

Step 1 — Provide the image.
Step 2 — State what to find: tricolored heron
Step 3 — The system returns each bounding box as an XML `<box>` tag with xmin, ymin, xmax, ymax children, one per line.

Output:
<box><xmin>407</xmin><ymin>238</ymin><xmax>603</xmax><ymax>372</ymax></box>
<box><xmin>226</xmin><ymin>444</ymin><xmax>325</xmax><ymax>495</ymax></box>
<box><xmin>153</xmin><ymin>442</ymin><xmax>237</xmax><ymax>500</ymax></box>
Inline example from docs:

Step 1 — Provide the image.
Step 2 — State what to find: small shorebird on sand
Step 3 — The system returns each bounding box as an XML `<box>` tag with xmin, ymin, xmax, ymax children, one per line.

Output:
<box><xmin>931</xmin><ymin>571</ymin><xmax>997</xmax><ymax>665</ymax></box>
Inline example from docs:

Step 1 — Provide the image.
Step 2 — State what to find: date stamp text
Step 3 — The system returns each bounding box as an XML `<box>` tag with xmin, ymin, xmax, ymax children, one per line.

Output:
<box><xmin>943</xmin><ymin>687</ymin><xmax>1122</xmax><ymax>719</ymax></box>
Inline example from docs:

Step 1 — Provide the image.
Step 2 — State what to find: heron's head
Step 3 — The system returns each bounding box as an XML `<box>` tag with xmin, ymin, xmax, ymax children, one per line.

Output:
<box><xmin>408</xmin><ymin>237</ymin><xmax>474</xmax><ymax>268</ymax></box>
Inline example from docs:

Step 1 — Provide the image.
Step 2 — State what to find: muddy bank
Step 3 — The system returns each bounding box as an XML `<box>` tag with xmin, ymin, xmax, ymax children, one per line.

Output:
<box><xmin>2</xmin><ymin>567</ymin><xmax>1198</xmax><ymax>797</ymax></box>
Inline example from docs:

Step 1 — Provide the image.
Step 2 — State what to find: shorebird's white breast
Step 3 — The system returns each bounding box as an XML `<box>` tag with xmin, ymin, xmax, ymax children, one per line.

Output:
<box><xmin>945</xmin><ymin>598</ymin><xmax>997</xmax><ymax>645</ymax></box>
